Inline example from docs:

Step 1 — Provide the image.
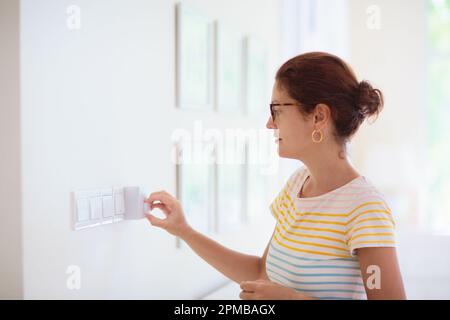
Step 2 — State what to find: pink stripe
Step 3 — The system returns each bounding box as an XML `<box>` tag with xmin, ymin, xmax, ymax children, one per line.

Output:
<box><xmin>295</xmin><ymin>195</ymin><xmax>385</xmax><ymax>208</ymax></box>
<box><xmin>295</xmin><ymin>191</ymin><xmax>378</xmax><ymax>197</ymax></box>
<box><xmin>291</xmin><ymin>187</ymin><xmax>376</xmax><ymax>198</ymax></box>
<box><xmin>275</xmin><ymin>196</ymin><xmax>387</xmax><ymax>212</ymax></box>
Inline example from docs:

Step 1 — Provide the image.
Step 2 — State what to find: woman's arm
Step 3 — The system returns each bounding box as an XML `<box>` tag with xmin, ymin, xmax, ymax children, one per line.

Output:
<box><xmin>181</xmin><ymin>227</ymin><xmax>262</xmax><ymax>284</ymax></box>
<box><xmin>145</xmin><ymin>191</ymin><xmax>262</xmax><ymax>284</ymax></box>
<box><xmin>357</xmin><ymin>247</ymin><xmax>406</xmax><ymax>299</ymax></box>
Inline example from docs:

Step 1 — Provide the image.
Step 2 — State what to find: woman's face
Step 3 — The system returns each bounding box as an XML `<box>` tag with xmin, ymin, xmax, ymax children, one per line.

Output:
<box><xmin>266</xmin><ymin>83</ymin><xmax>316</xmax><ymax>160</ymax></box>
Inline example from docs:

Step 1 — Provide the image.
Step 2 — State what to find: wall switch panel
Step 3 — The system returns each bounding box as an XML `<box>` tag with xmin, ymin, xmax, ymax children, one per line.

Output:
<box><xmin>90</xmin><ymin>196</ymin><xmax>103</xmax><ymax>220</ymax></box>
<box><xmin>102</xmin><ymin>196</ymin><xmax>114</xmax><ymax>218</ymax></box>
<box><xmin>123</xmin><ymin>187</ymin><xmax>149</xmax><ymax>220</ymax></box>
<box><xmin>113</xmin><ymin>187</ymin><xmax>125</xmax><ymax>216</ymax></box>
<box><xmin>73</xmin><ymin>186</ymin><xmax>148</xmax><ymax>230</ymax></box>
<box><xmin>76</xmin><ymin>197</ymin><xmax>90</xmax><ymax>222</ymax></box>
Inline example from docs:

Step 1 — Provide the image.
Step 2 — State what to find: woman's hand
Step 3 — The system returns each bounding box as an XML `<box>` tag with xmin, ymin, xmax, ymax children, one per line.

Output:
<box><xmin>144</xmin><ymin>190</ymin><xmax>192</xmax><ymax>238</ymax></box>
<box><xmin>239</xmin><ymin>279</ymin><xmax>313</xmax><ymax>300</ymax></box>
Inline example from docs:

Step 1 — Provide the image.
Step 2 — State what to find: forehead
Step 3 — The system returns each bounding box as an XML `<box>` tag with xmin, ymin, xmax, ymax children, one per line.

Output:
<box><xmin>271</xmin><ymin>82</ymin><xmax>294</xmax><ymax>102</ymax></box>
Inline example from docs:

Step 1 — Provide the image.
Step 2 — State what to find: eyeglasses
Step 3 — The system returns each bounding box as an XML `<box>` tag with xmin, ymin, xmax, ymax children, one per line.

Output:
<box><xmin>269</xmin><ymin>103</ymin><xmax>301</xmax><ymax>121</ymax></box>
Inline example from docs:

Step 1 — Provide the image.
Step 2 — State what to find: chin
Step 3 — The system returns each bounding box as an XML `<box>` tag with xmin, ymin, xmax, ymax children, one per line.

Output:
<box><xmin>278</xmin><ymin>147</ymin><xmax>300</xmax><ymax>160</ymax></box>
<box><xmin>279</xmin><ymin>154</ymin><xmax>297</xmax><ymax>160</ymax></box>
<box><xmin>277</xmin><ymin>148</ymin><xmax>292</xmax><ymax>159</ymax></box>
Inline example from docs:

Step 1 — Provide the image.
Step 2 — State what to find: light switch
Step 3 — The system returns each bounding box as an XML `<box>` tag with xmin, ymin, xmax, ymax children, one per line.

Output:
<box><xmin>101</xmin><ymin>188</ymin><xmax>112</xmax><ymax>197</ymax></box>
<box><xmin>102</xmin><ymin>196</ymin><xmax>114</xmax><ymax>217</ymax></box>
<box><xmin>76</xmin><ymin>198</ymin><xmax>90</xmax><ymax>222</ymax></box>
<box><xmin>90</xmin><ymin>196</ymin><xmax>103</xmax><ymax>220</ymax></box>
<box><xmin>73</xmin><ymin>185</ymin><xmax>147</xmax><ymax>230</ymax></box>
<box><xmin>123</xmin><ymin>186</ymin><xmax>147</xmax><ymax>220</ymax></box>
<box><xmin>113</xmin><ymin>188</ymin><xmax>125</xmax><ymax>215</ymax></box>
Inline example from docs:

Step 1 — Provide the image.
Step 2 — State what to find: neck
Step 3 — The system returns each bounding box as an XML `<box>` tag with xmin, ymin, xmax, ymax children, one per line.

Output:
<box><xmin>298</xmin><ymin>144</ymin><xmax>360</xmax><ymax>194</ymax></box>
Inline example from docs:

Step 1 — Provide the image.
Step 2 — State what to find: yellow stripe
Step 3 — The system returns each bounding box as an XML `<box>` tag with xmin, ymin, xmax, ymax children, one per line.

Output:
<box><xmin>347</xmin><ymin>218</ymin><xmax>394</xmax><ymax>235</ymax></box>
<box><xmin>285</xmin><ymin>231</ymin><xmax>347</xmax><ymax>244</ymax></box>
<box><xmin>291</xmin><ymin>201</ymin><xmax>390</xmax><ymax>218</ymax></box>
<box><xmin>272</xmin><ymin>204</ymin><xmax>345</xmax><ymax>234</ymax></box>
<box><xmin>345</xmin><ymin>202</ymin><xmax>390</xmax><ymax>217</ymax></box>
<box><xmin>352</xmin><ymin>217</ymin><xmax>394</xmax><ymax>226</ymax></box>
<box><xmin>271</xmin><ymin>185</ymin><xmax>397</xmax><ymax>252</ymax></box>
<box><xmin>285</xmin><ymin>213</ymin><xmax>393</xmax><ymax>227</ymax></box>
<box><xmin>349</xmin><ymin>232</ymin><xmax>395</xmax><ymax>242</ymax></box>
<box><xmin>273</xmin><ymin>234</ymin><xmax>351</xmax><ymax>259</ymax></box>
<box><xmin>271</xmin><ymin>203</ymin><xmax>285</xmax><ymax>222</ymax></box>
<box><xmin>290</xmin><ymin>225</ymin><xmax>346</xmax><ymax>235</ymax></box>
<box><xmin>279</xmin><ymin>187</ymin><xmax>392</xmax><ymax>225</ymax></box>
<box><xmin>278</xmin><ymin>200</ymin><xmax>297</xmax><ymax>221</ymax></box>
<box><xmin>275</xmin><ymin>196</ymin><xmax>295</xmax><ymax>213</ymax></box>
<box><xmin>296</xmin><ymin>212</ymin><xmax>348</xmax><ymax>218</ymax></box>
<box><xmin>348</xmin><ymin>225</ymin><xmax>393</xmax><ymax>235</ymax></box>
<box><xmin>274</xmin><ymin>199</ymin><xmax>296</xmax><ymax>222</ymax></box>
<box><xmin>277</xmin><ymin>196</ymin><xmax>296</xmax><ymax>220</ymax></box>
<box><xmin>276</xmin><ymin>205</ymin><xmax>394</xmax><ymax>244</ymax></box>
<box><xmin>272</xmin><ymin>205</ymin><xmax>296</xmax><ymax>229</ymax></box>
<box><xmin>283</xmin><ymin>190</ymin><xmax>297</xmax><ymax>211</ymax></box>
<box><xmin>271</xmin><ymin>203</ymin><xmax>346</xmax><ymax>235</ymax></box>
<box><xmin>276</xmin><ymin>225</ymin><xmax>348</xmax><ymax>252</ymax></box>
<box><xmin>272</xmin><ymin>199</ymin><xmax>395</xmax><ymax>241</ymax></box>
<box><xmin>350</xmin><ymin>240</ymin><xmax>396</xmax><ymax>246</ymax></box>
<box><xmin>299</xmin><ymin>219</ymin><xmax>347</xmax><ymax>226</ymax></box>
<box><xmin>274</xmin><ymin>200</ymin><xmax>347</xmax><ymax>226</ymax></box>
<box><xmin>278</xmin><ymin>219</ymin><xmax>346</xmax><ymax>248</ymax></box>
<box><xmin>281</xmin><ymin>189</ymin><xmax>298</xmax><ymax>213</ymax></box>
<box><xmin>347</xmin><ymin>209</ymin><xmax>393</xmax><ymax>225</ymax></box>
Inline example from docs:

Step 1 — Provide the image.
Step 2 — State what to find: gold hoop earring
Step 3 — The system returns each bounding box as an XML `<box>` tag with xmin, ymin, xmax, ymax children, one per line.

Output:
<box><xmin>311</xmin><ymin>129</ymin><xmax>324</xmax><ymax>143</ymax></box>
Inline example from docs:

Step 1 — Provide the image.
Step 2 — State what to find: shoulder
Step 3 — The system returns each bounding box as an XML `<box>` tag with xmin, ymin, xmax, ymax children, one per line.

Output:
<box><xmin>269</xmin><ymin>166</ymin><xmax>305</xmax><ymax>221</ymax></box>
<box><xmin>347</xmin><ymin>177</ymin><xmax>392</xmax><ymax>213</ymax></box>
<box><xmin>345</xmin><ymin>178</ymin><xmax>396</xmax><ymax>231</ymax></box>
<box><xmin>345</xmin><ymin>177</ymin><xmax>397</xmax><ymax>256</ymax></box>
<box><xmin>288</xmin><ymin>165</ymin><xmax>307</xmax><ymax>183</ymax></box>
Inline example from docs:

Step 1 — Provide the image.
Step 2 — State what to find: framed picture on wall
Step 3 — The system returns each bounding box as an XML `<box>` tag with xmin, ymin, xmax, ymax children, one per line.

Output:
<box><xmin>175</xmin><ymin>3</ymin><xmax>214</xmax><ymax>110</ymax></box>
<box><xmin>174</xmin><ymin>139</ymin><xmax>216</xmax><ymax>248</ymax></box>
<box><xmin>216</xmin><ymin>139</ymin><xmax>246</xmax><ymax>233</ymax></box>
<box><xmin>246</xmin><ymin>141</ymin><xmax>269</xmax><ymax>222</ymax></box>
<box><xmin>216</xmin><ymin>21</ymin><xmax>245</xmax><ymax>113</ymax></box>
<box><xmin>245</xmin><ymin>36</ymin><xmax>269</xmax><ymax>116</ymax></box>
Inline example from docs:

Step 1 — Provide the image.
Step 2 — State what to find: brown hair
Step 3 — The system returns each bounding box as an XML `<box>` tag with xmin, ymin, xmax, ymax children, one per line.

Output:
<box><xmin>275</xmin><ymin>52</ymin><xmax>384</xmax><ymax>144</ymax></box>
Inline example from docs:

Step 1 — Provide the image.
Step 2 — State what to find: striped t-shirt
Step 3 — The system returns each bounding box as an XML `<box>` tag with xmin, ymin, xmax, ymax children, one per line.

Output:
<box><xmin>266</xmin><ymin>166</ymin><xmax>396</xmax><ymax>300</ymax></box>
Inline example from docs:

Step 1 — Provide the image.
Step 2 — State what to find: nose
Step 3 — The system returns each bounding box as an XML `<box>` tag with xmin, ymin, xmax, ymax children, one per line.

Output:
<box><xmin>266</xmin><ymin>116</ymin><xmax>276</xmax><ymax>129</ymax></box>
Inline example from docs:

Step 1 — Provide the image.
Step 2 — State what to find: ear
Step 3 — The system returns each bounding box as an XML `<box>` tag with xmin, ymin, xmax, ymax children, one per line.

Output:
<box><xmin>313</xmin><ymin>103</ymin><xmax>331</xmax><ymax>126</ymax></box>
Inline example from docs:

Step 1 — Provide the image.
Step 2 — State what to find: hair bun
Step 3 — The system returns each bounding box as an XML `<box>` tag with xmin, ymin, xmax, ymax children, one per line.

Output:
<box><xmin>356</xmin><ymin>80</ymin><xmax>384</xmax><ymax>120</ymax></box>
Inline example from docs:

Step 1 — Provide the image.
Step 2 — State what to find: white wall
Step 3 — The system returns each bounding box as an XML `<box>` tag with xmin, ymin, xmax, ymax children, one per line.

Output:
<box><xmin>281</xmin><ymin>0</ymin><xmax>350</xmax><ymax>60</ymax></box>
<box><xmin>12</xmin><ymin>0</ymin><xmax>281</xmax><ymax>299</ymax></box>
<box><xmin>0</xmin><ymin>0</ymin><xmax>23</xmax><ymax>299</ymax></box>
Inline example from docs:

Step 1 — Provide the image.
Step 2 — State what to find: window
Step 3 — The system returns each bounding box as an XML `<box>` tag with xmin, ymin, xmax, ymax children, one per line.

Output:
<box><xmin>427</xmin><ymin>0</ymin><xmax>450</xmax><ymax>233</ymax></box>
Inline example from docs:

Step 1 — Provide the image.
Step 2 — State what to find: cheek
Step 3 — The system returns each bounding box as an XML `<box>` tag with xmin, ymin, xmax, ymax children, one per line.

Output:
<box><xmin>283</xmin><ymin>120</ymin><xmax>310</xmax><ymax>141</ymax></box>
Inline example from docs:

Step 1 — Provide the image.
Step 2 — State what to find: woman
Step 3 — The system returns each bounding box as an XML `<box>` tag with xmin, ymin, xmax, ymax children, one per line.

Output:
<box><xmin>144</xmin><ymin>52</ymin><xmax>406</xmax><ymax>300</ymax></box>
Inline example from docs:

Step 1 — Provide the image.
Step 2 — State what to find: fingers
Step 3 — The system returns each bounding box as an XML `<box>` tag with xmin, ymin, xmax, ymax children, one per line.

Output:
<box><xmin>240</xmin><ymin>281</ymin><xmax>257</xmax><ymax>292</ymax></box>
<box><xmin>149</xmin><ymin>203</ymin><xmax>170</xmax><ymax>215</ymax></box>
<box><xmin>239</xmin><ymin>280</ymin><xmax>268</xmax><ymax>300</ymax></box>
<box><xmin>145</xmin><ymin>213</ymin><xmax>167</xmax><ymax>228</ymax></box>
<box><xmin>239</xmin><ymin>290</ymin><xmax>256</xmax><ymax>300</ymax></box>
<box><xmin>145</xmin><ymin>191</ymin><xmax>175</xmax><ymax>209</ymax></box>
